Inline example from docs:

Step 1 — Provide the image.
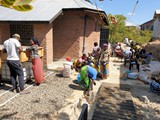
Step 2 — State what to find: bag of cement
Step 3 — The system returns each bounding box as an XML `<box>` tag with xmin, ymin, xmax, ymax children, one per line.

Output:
<box><xmin>150</xmin><ymin>61</ymin><xmax>160</xmax><ymax>73</ymax></box>
<box><xmin>140</xmin><ymin>75</ymin><xmax>151</xmax><ymax>84</ymax></box>
<box><xmin>127</xmin><ymin>73</ymin><xmax>139</xmax><ymax>79</ymax></box>
<box><xmin>150</xmin><ymin>81</ymin><xmax>160</xmax><ymax>94</ymax></box>
<box><xmin>63</xmin><ymin>64</ymin><xmax>71</xmax><ymax>78</ymax></box>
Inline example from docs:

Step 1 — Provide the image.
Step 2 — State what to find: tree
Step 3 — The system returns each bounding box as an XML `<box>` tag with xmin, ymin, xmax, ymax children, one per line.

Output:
<box><xmin>0</xmin><ymin>0</ymin><xmax>33</xmax><ymax>12</ymax></box>
<box><xmin>107</xmin><ymin>14</ymin><xmax>126</xmax><ymax>43</ymax></box>
<box><xmin>107</xmin><ymin>14</ymin><xmax>152</xmax><ymax>44</ymax></box>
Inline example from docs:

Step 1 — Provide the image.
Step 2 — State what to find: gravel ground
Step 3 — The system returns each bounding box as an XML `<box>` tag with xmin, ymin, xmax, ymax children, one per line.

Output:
<box><xmin>0</xmin><ymin>71</ymin><xmax>74</xmax><ymax>120</ymax></box>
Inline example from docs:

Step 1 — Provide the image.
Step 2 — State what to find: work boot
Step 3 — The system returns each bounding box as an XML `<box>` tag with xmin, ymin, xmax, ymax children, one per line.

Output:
<box><xmin>16</xmin><ymin>87</ymin><xmax>20</xmax><ymax>93</ymax></box>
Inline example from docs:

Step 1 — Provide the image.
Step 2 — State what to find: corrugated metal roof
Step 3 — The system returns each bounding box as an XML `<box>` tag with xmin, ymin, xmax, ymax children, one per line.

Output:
<box><xmin>153</xmin><ymin>9</ymin><xmax>160</xmax><ymax>19</ymax></box>
<box><xmin>0</xmin><ymin>0</ymin><xmax>103</xmax><ymax>22</ymax></box>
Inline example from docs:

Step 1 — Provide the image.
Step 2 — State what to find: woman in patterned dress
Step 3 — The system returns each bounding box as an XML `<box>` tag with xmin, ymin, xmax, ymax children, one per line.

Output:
<box><xmin>27</xmin><ymin>37</ymin><xmax>44</xmax><ymax>84</ymax></box>
<box><xmin>100</xmin><ymin>43</ymin><xmax>110</xmax><ymax>79</ymax></box>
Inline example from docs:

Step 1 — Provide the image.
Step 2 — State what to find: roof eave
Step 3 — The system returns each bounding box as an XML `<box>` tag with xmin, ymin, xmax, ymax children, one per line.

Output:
<box><xmin>0</xmin><ymin>20</ymin><xmax>50</xmax><ymax>24</ymax></box>
<box><xmin>62</xmin><ymin>8</ymin><xmax>109</xmax><ymax>26</ymax></box>
<box><xmin>0</xmin><ymin>8</ymin><xmax>109</xmax><ymax>25</ymax></box>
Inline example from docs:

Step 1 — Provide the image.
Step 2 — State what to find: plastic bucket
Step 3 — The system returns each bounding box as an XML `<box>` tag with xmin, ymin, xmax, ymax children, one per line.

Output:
<box><xmin>77</xmin><ymin>74</ymin><xmax>81</xmax><ymax>83</ymax></box>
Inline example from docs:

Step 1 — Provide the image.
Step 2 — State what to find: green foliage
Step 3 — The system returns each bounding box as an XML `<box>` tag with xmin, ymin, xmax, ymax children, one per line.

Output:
<box><xmin>107</xmin><ymin>14</ymin><xmax>152</xmax><ymax>44</ymax></box>
<box><xmin>0</xmin><ymin>0</ymin><xmax>33</xmax><ymax>11</ymax></box>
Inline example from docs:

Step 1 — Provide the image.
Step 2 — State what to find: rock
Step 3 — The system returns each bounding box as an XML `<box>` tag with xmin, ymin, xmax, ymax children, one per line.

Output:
<box><xmin>155</xmin><ymin>108</ymin><xmax>160</xmax><ymax>114</ymax></box>
<box><xmin>151</xmin><ymin>71</ymin><xmax>160</xmax><ymax>76</ymax></box>
<box><xmin>141</xmin><ymin>96</ymin><xmax>150</xmax><ymax>104</ymax></box>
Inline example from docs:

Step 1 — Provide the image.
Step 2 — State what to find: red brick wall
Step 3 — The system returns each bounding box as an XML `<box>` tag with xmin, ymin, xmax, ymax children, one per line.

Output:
<box><xmin>79</xmin><ymin>19</ymin><xmax>100</xmax><ymax>55</ymax></box>
<box><xmin>53</xmin><ymin>15</ymin><xmax>82</xmax><ymax>60</ymax></box>
<box><xmin>0</xmin><ymin>24</ymin><xmax>10</xmax><ymax>44</ymax></box>
<box><xmin>34</xmin><ymin>24</ymin><xmax>53</xmax><ymax>65</ymax></box>
<box><xmin>0</xmin><ymin>11</ymin><xmax>103</xmax><ymax>66</ymax></box>
<box><xmin>0</xmin><ymin>23</ymin><xmax>53</xmax><ymax>66</ymax></box>
<box><xmin>53</xmin><ymin>11</ymin><xmax>101</xmax><ymax>60</ymax></box>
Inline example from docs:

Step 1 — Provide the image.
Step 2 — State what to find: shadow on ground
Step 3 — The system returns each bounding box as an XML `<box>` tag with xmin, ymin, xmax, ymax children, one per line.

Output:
<box><xmin>69</xmin><ymin>84</ymin><xmax>84</xmax><ymax>91</ymax></box>
<box><xmin>89</xmin><ymin>57</ymin><xmax>160</xmax><ymax>120</ymax></box>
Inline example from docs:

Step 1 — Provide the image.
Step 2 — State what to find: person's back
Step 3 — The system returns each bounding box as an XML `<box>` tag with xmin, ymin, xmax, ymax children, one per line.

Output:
<box><xmin>4</xmin><ymin>38</ymin><xmax>21</xmax><ymax>60</ymax></box>
<box><xmin>142</xmin><ymin>53</ymin><xmax>152</xmax><ymax>64</ymax></box>
<box><xmin>124</xmin><ymin>37</ymin><xmax>129</xmax><ymax>45</ymax></box>
<box><xmin>3</xmin><ymin>34</ymin><xmax>24</xmax><ymax>93</ymax></box>
<box><xmin>92</xmin><ymin>42</ymin><xmax>99</xmax><ymax>57</ymax></box>
<box><xmin>28</xmin><ymin>45</ymin><xmax>40</xmax><ymax>59</ymax></box>
<box><xmin>124</xmin><ymin>49</ymin><xmax>132</xmax><ymax>58</ymax></box>
<box><xmin>87</xmin><ymin>65</ymin><xmax>98</xmax><ymax>80</ymax></box>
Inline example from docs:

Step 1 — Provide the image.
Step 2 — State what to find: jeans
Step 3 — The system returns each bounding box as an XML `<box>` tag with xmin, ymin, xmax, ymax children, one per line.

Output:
<box><xmin>7</xmin><ymin>60</ymin><xmax>24</xmax><ymax>91</ymax></box>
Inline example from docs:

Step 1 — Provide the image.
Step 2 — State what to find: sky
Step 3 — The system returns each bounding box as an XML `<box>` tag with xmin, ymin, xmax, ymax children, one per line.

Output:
<box><xmin>91</xmin><ymin>0</ymin><xmax>160</xmax><ymax>25</ymax></box>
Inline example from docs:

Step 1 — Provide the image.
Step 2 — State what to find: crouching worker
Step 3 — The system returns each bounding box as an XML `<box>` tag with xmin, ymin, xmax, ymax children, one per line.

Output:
<box><xmin>79</xmin><ymin>61</ymin><xmax>97</xmax><ymax>96</ymax></box>
<box><xmin>120</xmin><ymin>70</ymin><xmax>139</xmax><ymax>80</ymax></box>
<box><xmin>142</xmin><ymin>53</ymin><xmax>152</xmax><ymax>65</ymax></box>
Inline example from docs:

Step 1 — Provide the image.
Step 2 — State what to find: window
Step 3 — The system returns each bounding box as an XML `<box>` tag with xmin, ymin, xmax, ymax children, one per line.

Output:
<box><xmin>10</xmin><ymin>24</ymin><xmax>34</xmax><ymax>46</ymax></box>
<box><xmin>100</xmin><ymin>28</ymin><xmax>109</xmax><ymax>47</ymax></box>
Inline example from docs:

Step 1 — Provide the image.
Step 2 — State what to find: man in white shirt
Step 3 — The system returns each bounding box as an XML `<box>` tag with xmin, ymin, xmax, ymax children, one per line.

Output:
<box><xmin>3</xmin><ymin>34</ymin><xmax>24</xmax><ymax>92</ymax></box>
<box><xmin>124</xmin><ymin>49</ymin><xmax>132</xmax><ymax>57</ymax></box>
<box><xmin>124</xmin><ymin>37</ymin><xmax>129</xmax><ymax>46</ymax></box>
<box><xmin>124</xmin><ymin>49</ymin><xmax>132</xmax><ymax>67</ymax></box>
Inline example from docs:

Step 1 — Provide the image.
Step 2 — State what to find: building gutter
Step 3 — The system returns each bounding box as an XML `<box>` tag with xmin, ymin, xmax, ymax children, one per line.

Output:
<box><xmin>82</xmin><ymin>15</ymin><xmax>87</xmax><ymax>53</ymax></box>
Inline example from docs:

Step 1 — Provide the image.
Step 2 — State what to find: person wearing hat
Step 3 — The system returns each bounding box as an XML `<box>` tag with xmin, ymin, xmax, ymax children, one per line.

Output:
<box><xmin>3</xmin><ymin>33</ymin><xmax>25</xmax><ymax>92</ymax></box>
<box><xmin>99</xmin><ymin>43</ymin><xmax>110</xmax><ymax>79</ymax></box>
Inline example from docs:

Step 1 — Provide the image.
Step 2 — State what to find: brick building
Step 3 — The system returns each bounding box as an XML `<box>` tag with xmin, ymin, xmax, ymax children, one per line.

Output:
<box><xmin>0</xmin><ymin>0</ymin><xmax>108</xmax><ymax>68</ymax></box>
<box><xmin>153</xmin><ymin>9</ymin><xmax>160</xmax><ymax>38</ymax></box>
<box><xmin>140</xmin><ymin>20</ymin><xmax>154</xmax><ymax>31</ymax></box>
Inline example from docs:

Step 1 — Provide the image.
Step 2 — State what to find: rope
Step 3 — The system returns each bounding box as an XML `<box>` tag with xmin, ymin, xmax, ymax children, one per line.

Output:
<box><xmin>0</xmin><ymin>84</ymin><xmax>34</xmax><ymax>107</ymax></box>
<box><xmin>132</xmin><ymin>0</ymin><xmax>139</xmax><ymax>16</ymax></box>
<box><xmin>0</xmin><ymin>88</ymin><xmax>13</xmax><ymax>97</ymax></box>
<box><xmin>0</xmin><ymin>71</ymin><xmax>53</xmax><ymax>107</ymax></box>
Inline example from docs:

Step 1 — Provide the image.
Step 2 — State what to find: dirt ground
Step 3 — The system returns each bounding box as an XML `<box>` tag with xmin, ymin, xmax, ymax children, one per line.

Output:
<box><xmin>0</xmin><ymin>57</ymin><xmax>160</xmax><ymax>120</ymax></box>
<box><xmin>110</xmin><ymin>57</ymin><xmax>160</xmax><ymax>120</ymax></box>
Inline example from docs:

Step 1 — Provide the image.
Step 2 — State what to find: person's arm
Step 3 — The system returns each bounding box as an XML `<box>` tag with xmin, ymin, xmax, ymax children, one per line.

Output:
<box><xmin>18</xmin><ymin>46</ymin><xmax>23</xmax><ymax>52</ymax></box>
<box><xmin>15</xmin><ymin>40</ymin><xmax>23</xmax><ymax>52</ymax></box>
<box><xmin>2</xmin><ymin>48</ymin><xmax>7</xmax><ymax>53</ymax></box>
<box><xmin>3</xmin><ymin>42</ymin><xmax>7</xmax><ymax>53</ymax></box>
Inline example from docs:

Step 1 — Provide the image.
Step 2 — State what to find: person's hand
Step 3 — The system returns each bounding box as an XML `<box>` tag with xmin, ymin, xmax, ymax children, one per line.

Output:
<box><xmin>3</xmin><ymin>49</ymin><xmax>7</xmax><ymax>53</ymax></box>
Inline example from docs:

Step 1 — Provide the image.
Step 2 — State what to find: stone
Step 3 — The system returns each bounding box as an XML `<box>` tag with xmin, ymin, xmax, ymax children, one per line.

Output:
<box><xmin>152</xmin><ymin>71</ymin><xmax>160</xmax><ymax>76</ymax></box>
<box><xmin>141</xmin><ymin>96</ymin><xmax>150</xmax><ymax>104</ymax></box>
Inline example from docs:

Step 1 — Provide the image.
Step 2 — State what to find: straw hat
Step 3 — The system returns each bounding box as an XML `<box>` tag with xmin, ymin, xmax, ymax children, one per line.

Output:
<box><xmin>12</xmin><ymin>34</ymin><xmax>20</xmax><ymax>39</ymax></box>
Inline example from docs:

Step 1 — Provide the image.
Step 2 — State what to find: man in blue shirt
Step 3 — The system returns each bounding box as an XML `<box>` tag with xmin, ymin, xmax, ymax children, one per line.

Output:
<box><xmin>87</xmin><ymin>65</ymin><xmax>97</xmax><ymax>90</ymax></box>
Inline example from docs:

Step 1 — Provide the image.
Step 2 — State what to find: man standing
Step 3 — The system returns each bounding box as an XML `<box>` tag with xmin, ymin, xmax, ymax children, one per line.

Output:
<box><xmin>124</xmin><ymin>37</ymin><xmax>129</xmax><ymax>46</ymax></box>
<box><xmin>3</xmin><ymin>33</ymin><xmax>24</xmax><ymax>92</ymax></box>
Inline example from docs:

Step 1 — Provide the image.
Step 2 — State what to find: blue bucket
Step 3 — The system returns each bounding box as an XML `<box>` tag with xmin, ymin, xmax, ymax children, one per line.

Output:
<box><xmin>77</xmin><ymin>74</ymin><xmax>81</xmax><ymax>83</ymax></box>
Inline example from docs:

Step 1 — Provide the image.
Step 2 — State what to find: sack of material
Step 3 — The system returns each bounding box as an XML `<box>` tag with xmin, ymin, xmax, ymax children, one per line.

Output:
<box><xmin>150</xmin><ymin>81</ymin><xmax>160</xmax><ymax>94</ymax></box>
<box><xmin>63</xmin><ymin>64</ymin><xmax>71</xmax><ymax>78</ymax></box>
